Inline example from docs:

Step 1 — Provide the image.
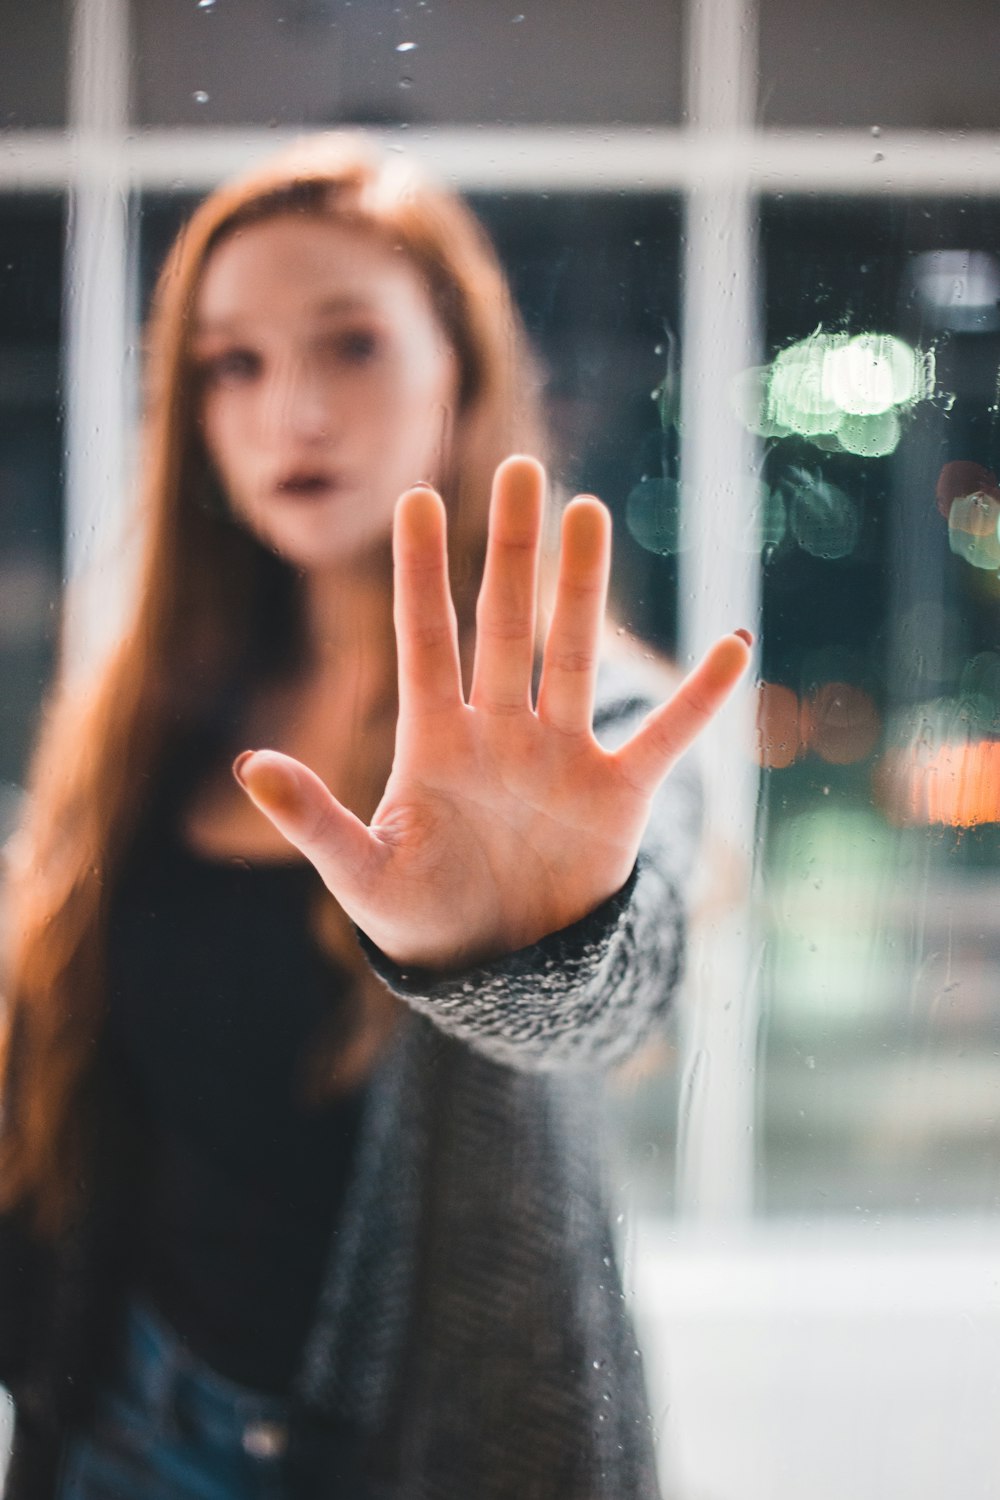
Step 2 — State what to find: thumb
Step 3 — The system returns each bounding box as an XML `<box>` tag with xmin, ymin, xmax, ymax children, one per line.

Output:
<box><xmin>233</xmin><ymin>749</ymin><xmax>380</xmax><ymax>898</ymax></box>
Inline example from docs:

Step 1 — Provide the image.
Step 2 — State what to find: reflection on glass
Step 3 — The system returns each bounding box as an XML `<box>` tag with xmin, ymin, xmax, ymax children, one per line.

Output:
<box><xmin>758</xmin><ymin>195</ymin><xmax>1000</xmax><ymax>1218</ymax></box>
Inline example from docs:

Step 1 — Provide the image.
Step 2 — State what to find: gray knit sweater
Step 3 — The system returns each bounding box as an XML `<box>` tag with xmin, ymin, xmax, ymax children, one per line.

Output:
<box><xmin>292</xmin><ymin>660</ymin><xmax>703</xmax><ymax>1499</ymax></box>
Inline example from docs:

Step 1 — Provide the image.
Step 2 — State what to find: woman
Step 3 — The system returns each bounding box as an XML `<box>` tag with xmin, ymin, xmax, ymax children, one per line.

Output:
<box><xmin>0</xmin><ymin>134</ymin><xmax>749</xmax><ymax>1499</ymax></box>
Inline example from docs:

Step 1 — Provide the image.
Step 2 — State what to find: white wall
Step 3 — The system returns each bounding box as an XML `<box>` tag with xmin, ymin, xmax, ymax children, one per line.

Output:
<box><xmin>632</xmin><ymin>1219</ymin><xmax>1000</xmax><ymax>1500</ymax></box>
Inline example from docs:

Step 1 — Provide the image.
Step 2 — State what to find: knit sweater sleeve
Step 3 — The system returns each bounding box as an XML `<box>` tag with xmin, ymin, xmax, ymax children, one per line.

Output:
<box><xmin>357</xmin><ymin>661</ymin><xmax>704</xmax><ymax>1071</ymax></box>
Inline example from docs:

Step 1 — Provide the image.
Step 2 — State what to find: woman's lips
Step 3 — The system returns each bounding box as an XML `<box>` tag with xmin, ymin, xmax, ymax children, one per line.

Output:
<box><xmin>274</xmin><ymin>472</ymin><xmax>343</xmax><ymax>500</ymax></box>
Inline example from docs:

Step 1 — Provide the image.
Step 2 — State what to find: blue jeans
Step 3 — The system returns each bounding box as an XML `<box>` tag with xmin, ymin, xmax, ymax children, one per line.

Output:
<box><xmin>56</xmin><ymin>1299</ymin><xmax>364</xmax><ymax>1500</ymax></box>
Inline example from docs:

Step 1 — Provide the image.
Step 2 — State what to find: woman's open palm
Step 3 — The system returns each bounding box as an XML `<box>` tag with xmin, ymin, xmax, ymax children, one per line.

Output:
<box><xmin>235</xmin><ymin>457</ymin><xmax>750</xmax><ymax>971</ymax></box>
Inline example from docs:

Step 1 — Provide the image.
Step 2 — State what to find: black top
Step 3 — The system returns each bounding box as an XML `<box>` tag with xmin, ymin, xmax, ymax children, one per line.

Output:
<box><xmin>105</xmin><ymin>830</ymin><xmax>368</xmax><ymax>1394</ymax></box>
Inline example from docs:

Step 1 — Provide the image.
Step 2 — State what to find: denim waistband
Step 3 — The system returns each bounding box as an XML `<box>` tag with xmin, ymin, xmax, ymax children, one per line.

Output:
<box><xmin>114</xmin><ymin>1297</ymin><xmax>294</xmax><ymax>1461</ymax></box>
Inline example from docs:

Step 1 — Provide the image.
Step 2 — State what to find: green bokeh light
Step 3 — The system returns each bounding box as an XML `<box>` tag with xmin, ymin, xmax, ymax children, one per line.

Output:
<box><xmin>837</xmin><ymin>409</ymin><xmax>902</xmax><ymax>458</ymax></box>
<box><xmin>782</xmin><ymin>467</ymin><xmax>860</xmax><ymax>560</ymax></box>
<box><xmin>625</xmin><ymin>476</ymin><xmax>687</xmax><ymax>556</ymax></box>
<box><xmin>822</xmin><ymin>333</ymin><xmax>925</xmax><ymax>416</ymax></box>
<box><xmin>948</xmin><ymin>492</ymin><xmax>1000</xmax><ymax>570</ymax></box>
<box><xmin>736</xmin><ymin>329</ymin><xmax>935</xmax><ymax>456</ymax></box>
<box><xmin>769</xmin><ymin>339</ymin><xmax>842</xmax><ymax>435</ymax></box>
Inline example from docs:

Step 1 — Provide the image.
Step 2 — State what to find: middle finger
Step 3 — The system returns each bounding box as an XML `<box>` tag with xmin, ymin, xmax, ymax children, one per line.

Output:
<box><xmin>469</xmin><ymin>456</ymin><xmax>544</xmax><ymax>715</ymax></box>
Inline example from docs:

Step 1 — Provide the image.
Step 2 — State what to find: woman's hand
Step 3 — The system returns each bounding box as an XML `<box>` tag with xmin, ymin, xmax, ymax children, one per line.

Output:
<box><xmin>234</xmin><ymin>456</ymin><xmax>751</xmax><ymax>971</ymax></box>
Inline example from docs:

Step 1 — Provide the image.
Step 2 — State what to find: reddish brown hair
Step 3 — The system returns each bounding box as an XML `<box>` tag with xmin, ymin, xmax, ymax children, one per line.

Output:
<box><xmin>0</xmin><ymin>133</ymin><xmax>545</xmax><ymax>1238</ymax></box>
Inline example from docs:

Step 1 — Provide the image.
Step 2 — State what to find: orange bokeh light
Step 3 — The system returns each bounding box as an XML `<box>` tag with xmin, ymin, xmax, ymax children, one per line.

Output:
<box><xmin>755</xmin><ymin>683</ymin><xmax>801</xmax><ymax>768</ymax></box>
<box><xmin>755</xmin><ymin>680</ymin><xmax>881</xmax><ymax>768</ymax></box>
<box><xmin>878</xmin><ymin>740</ymin><xmax>1000</xmax><ymax>827</ymax></box>
<box><xmin>803</xmin><ymin>681</ymin><xmax>882</xmax><ymax>765</ymax></box>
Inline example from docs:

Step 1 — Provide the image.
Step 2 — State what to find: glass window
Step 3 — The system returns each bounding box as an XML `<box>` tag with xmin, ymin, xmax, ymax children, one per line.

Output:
<box><xmin>129</xmin><ymin>0</ymin><xmax>683</xmax><ymax>128</ymax></box>
<box><xmin>0</xmin><ymin>196</ymin><xmax>64</xmax><ymax>841</ymax></box>
<box><xmin>138</xmin><ymin>187</ymin><xmax>682</xmax><ymax>645</ymax></box>
<box><xmin>759</xmin><ymin>0</ymin><xmax>1000</xmax><ymax>130</ymax></box>
<box><xmin>0</xmin><ymin>0</ymin><xmax>69</xmax><ymax>129</ymax></box>
<box><xmin>8</xmin><ymin>5</ymin><xmax>1000</xmax><ymax>1494</ymax></box>
<box><xmin>136</xmin><ymin>183</ymin><xmax>686</xmax><ymax>1214</ymax></box>
<box><xmin>756</xmin><ymin>194</ymin><xmax>1000</xmax><ymax>1213</ymax></box>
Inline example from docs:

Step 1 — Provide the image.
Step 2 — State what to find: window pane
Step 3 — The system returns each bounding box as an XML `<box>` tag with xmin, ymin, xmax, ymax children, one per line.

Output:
<box><xmin>138</xmin><ymin>187</ymin><xmax>681</xmax><ymax>643</ymax></box>
<box><xmin>757</xmin><ymin>195</ymin><xmax>1000</xmax><ymax>1213</ymax></box>
<box><xmin>137</xmin><ymin>181</ymin><xmax>684</xmax><ymax>1205</ymax></box>
<box><xmin>759</xmin><ymin>0</ymin><xmax>1000</xmax><ymax>130</ymax></box>
<box><xmin>130</xmin><ymin>0</ymin><xmax>682</xmax><ymax>128</ymax></box>
<box><xmin>0</xmin><ymin>0</ymin><xmax>69</xmax><ymax>129</ymax></box>
<box><xmin>0</xmin><ymin>196</ymin><xmax>64</xmax><ymax>838</ymax></box>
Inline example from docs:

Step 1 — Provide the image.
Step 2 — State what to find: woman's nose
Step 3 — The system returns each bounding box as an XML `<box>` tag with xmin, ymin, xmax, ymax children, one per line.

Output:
<box><xmin>264</xmin><ymin>357</ymin><xmax>334</xmax><ymax>443</ymax></box>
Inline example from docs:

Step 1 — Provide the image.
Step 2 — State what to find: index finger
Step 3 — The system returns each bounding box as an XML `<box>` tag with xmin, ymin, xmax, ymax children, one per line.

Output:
<box><xmin>393</xmin><ymin>485</ymin><xmax>464</xmax><ymax>717</ymax></box>
<box><xmin>614</xmin><ymin>632</ymin><xmax>753</xmax><ymax>795</ymax></box>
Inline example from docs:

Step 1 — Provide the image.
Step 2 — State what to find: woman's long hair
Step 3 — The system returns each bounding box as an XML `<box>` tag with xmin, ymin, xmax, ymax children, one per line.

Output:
<box><xmin>0</xmin><ymin>133</ymin><xmax>545</xmax><ymax>1239</ymax></box>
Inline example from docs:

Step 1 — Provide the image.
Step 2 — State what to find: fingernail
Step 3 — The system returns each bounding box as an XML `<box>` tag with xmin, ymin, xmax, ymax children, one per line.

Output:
<box><xmin>232</xmin><ymin>750</ymin><xmax>256</xmax><ymax>788</ymax></box>
<box><xmin>231</xmin><ymin>751</ymin><xmax>300</xmax><ymax>818</ymax></box>
<box><xmin>734</xmin><ymin>628</ymin><xmax>753</xmax><ymax>646</ymax></box>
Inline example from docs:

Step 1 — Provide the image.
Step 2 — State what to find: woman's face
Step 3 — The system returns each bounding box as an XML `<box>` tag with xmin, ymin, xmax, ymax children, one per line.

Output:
<box><xmin>192</xmin><ymin>213</ymin><xmax>460</xmax><ymax>572</ymax></box>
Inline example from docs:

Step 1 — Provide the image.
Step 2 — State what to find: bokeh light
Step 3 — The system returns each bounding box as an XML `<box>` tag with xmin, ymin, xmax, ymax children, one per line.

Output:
<box><xmin>733</xmin><ymin>328</ymin><xmax>934</xmax><ymax>457</ymax></box>
<box><xmin>783</xmin><ymin>469</ymin><xmax>860</xmax><ymax>559</ymax></box>
<box><xmin>935</xmin><ymin>460</ymin><xmax>1000</xmax><ymax>518</ymax></box>
<box><xmin>624</xmin><ymin>476</ymin><xmax>686</xmax><ymax>555</ymax></box>
<box><xmin>911</xmin><ymin>249</ymin><xmax>1000</xmax><ymax>334</ymax></box>
<box><xmin>821</xmin><ymin>334</ymin><xmax>922</xmax><ymax>416</ymax></box>
<box><xmin>755</xmin><ymin>680</ymin><xmax>881</xmax><ymax>768</ymax></box>
<box><xmin>878</xmin><ymin>694</ymin><xmax>1000</xmax><ymax>826</ymax></box>
<box><xmin>837</xmin><ymin>409</ymin><xmax>901</xmax><ymax>459</ymax></box>
<box><xmin>935</xmin><ymin>461</ymin><xmax>1000</xmax><ymax>575</ymax></box>
<box><xmin>756</xmin><ymin>683</ymin><xmax>801</xmax><ymax>769</ymax></box>
<box><xmin>947</xmin><ymin>492</ymin><xmax>1000</xmax><ymax>570</ymax></box>
<box><xmin>769</xmin><ymin>339</ymin><xmax>842</xmax><ymax>434</ymax></box>
<box><xmin>880</xmin><ymin>739</ymin><xmax>1000</xmax><ymax>828</ymax></box>
<box><xmin>803</xmin><ymin>682</ymin><xmax>882</xmax><ymax>765</ymax></box>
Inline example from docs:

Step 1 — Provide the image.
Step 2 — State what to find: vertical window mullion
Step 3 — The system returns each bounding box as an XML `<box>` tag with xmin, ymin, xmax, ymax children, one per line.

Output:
<box><xmin>63</xmin><ymin>0</ymin><xmax>132</xmax><ymax>675</ymax></box>
<box><xmin>675</xmin><ymin>0</ymin><xmax>763</xmax><ymax>1223</ymax></box>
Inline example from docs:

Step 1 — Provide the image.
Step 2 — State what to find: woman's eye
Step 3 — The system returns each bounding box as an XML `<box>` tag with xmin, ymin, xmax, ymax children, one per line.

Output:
<box><xmin>329</xmin><ymin>329</ymin><xmax>379</xmax><ymax>364</ymax></box>
<box><xmin>202</xmin><ymin>349</ymin><xmax>260</xmax><ymax>385</ymax></box>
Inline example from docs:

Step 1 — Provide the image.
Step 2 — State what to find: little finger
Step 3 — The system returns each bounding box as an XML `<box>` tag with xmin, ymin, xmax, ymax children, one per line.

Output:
<box><xmin>614</xmin><ymin>632</ymin><xmax>752</xmax><ymax>794</ymax></box>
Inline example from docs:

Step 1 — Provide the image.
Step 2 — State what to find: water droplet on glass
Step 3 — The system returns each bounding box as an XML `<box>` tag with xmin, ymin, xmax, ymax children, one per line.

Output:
<box><xmin>396</xmin><ymin>40</ymin><xmax>417</xmax><ymax>51</ymax></box>
<box><xmin>871</xmin><ymin>124</ymin><xmax>881</xmax><ymax>137</ymax></box>
<box><xmin>193</xmin><ymin>90</ymin><xmax>209</xmax><ymax>104</ymax></box>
